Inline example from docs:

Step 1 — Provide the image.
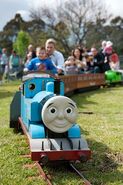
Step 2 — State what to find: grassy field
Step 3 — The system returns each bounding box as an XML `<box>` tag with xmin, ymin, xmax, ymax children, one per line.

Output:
<box><xmin>0</xmin><ymin>81</ymin><xmax>123</xmax><ymax>185</ymax></box>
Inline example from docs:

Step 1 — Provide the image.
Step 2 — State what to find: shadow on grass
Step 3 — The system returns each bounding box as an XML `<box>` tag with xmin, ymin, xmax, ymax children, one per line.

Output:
<box><xmin>69</xmin><ymin>87</ymin><xmax>123</xmax><ymax>184</ymax></box>
<box><xmin>0</xmin><ymin>90</ymin><xmax>14</xmax><ymax>99</ymax></box>
<box><xmin>86</xmin><ymin>138</ymin><xmax>123</xmax><ymax>185</ymax></box>
<box><xmin>71</xmin><ymin>86</ymin><xmax>122</xmax><ymax>110</ymax></box>
<box><xmin>71</xmin><ymin>88</ymin><xmax>105</xmax><ymax>108</ymax></box>
<box><xmin>45</xmin><ymin>138</ymin><xmax>123</xmax><ymax>185</ymax></box>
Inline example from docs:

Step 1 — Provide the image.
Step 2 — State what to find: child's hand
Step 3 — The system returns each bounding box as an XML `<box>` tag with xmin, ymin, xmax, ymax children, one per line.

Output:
<box><xmin>38</xmin><ymin>64</ymin><xmax>46</xmax><ymax>71</ymax></box>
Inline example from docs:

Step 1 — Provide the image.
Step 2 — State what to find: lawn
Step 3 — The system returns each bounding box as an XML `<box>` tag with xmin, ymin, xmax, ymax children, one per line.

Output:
<box><xmin>0</xmin><ymin>81</ymin><xmax>123</xmax><ymax>185</ymax></box>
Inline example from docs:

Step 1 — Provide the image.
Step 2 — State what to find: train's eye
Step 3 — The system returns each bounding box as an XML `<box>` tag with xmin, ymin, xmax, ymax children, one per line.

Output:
<box><xmin>29</xmin><ymin>83</ymin><xmax>35</xmax><ymax>90</ymax></box>
<box><xmin>65</xmin><ymin>107</ymin><xmax>73</xmax><ymax>114</ymax></box>
<box><xmin>49</xmin><ymin>107</ymin><xmax>57</xmax><ymax>114</ymax></box>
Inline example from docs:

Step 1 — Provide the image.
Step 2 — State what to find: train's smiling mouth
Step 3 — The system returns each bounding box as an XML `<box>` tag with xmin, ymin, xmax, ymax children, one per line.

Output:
<box><xmin>53</xmin><ymin>120</ymin><xmax>70</xmax><ymax>128</ymax></box>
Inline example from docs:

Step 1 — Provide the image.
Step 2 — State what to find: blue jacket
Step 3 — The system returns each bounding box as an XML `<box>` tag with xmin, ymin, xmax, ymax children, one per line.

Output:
<box><xmin>26</xmin><ymin>57</ymin><xmax>57</xmax><ymax>74</ymax></box>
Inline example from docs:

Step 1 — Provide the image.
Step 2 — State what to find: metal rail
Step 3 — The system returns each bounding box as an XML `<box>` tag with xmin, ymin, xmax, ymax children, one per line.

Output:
<box><xmin>36</xmin><ymin>162</ymin><xmax>53</xmax><ymax>185</ymax></box>
<box><xmin>18</xmin><ymin>118</ymin><xmax>92</xmax><ymax>185</ymax></box>
<box><xmin>70</xmin><ymin>163</ymin><xmax>92</xmax><ymax>185</ymax></box>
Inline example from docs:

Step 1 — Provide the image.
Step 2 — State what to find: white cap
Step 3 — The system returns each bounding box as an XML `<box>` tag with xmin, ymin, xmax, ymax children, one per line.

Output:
<box><xmin>106</xmin><ymin>41</ymin><xmax>113</xmax><ymax>47</ymax></box>
<box><xmin>101</xmin><ymin>40</ymin><xmax>107</xmax><ymax>47</ymax></box>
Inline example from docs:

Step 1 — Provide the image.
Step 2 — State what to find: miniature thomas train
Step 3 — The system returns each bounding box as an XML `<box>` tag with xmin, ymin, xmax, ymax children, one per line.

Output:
<box><xmin>10</xmin><ymin>72</ymin><xmax>92</xmax><ymax>164</ymax></box>
<box><xmin>105</xmin><ymin>70</ymin><xmax>123</xmax><ymax>84</ymax></box>
<box><xmin>10</xmin><ymin>70</ymin><xmax>123</xmax><ymax>164</ymax></box>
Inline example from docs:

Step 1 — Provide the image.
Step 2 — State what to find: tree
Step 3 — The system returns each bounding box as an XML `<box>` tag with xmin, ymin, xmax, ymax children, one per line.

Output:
<box><xmin>29</xmin><ymin>0</ymin><xmax>110</xmax><ymax>54</ymax></box>
<box><xmin>13</xmin><ymin>31</ymin><xmax>31</xmax><ymax>58</ymax></box>
<box><xmin>107</xmin><ymin>16</ymin><xmax>123</xmax><ymax>54</ymax></box>
<box><xmin>3</xmin><ymin>13</ymin><xmax>25</xmax><ymax>32</ymax></box>
<box><xmin>0</xmin><ymin>13</ymin><xmax>47</xmax><ymax>54</ymax></box>
<box><xmin>110</xmin><ymin>16</ymin><xmax>123</xmax><ymax>27</ymax></box>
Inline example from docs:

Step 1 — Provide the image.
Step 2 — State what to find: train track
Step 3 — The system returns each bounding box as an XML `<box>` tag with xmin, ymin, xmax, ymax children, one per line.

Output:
<box><xmin>69</xmin><ymin>163</ymin><xmax>92</xmax><ymax>185</ymax></box>
<box><xmin>36</xmin><ymin>162</ymin><xmax>52</xmax><ymax>185</ymax></box>
<box><xmin>18</xmin><ymin>112</ymin><xmax>92</xmax><ymax>185</ymax></box>
<box><xmin>21</xmin><ymin>151</ymin><xmax>92</xmax><ymax>185</ymax></box>
<box><xmin>35</xmin><ymin>161</ymin><xmax>92</xmax><ymax>185</ymax></box>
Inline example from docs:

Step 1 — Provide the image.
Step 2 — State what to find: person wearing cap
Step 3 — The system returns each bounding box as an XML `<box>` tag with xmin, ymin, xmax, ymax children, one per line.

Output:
<box><xmin>45</xmin><ymin>38</ymin><xmax>64</xmax><ymax>75</ymax></box>
<box><xmin>103</xmin><ymin>41</ymin><xmax>113</xmax><ymax>56</ymax></box>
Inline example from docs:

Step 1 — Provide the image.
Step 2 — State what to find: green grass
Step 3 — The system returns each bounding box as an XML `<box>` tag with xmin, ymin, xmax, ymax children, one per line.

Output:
<box><xmin>0</xmin><ymin>81</ymin><xmax>123</xmax><ymax>185</ymax></box>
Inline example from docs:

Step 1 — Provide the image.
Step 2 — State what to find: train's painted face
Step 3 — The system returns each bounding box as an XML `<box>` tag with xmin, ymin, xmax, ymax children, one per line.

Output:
<box><xmin>42</xmin><ymin>96</ymin><xmax>78</xmax><ymax>133</ymax></box>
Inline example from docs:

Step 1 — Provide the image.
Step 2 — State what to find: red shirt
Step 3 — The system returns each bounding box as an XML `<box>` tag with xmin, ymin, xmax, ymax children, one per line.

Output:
<box><xmin>110</xmin><ymin>53</ymin><xmax>119</xmax><ymax>63</ymax></box>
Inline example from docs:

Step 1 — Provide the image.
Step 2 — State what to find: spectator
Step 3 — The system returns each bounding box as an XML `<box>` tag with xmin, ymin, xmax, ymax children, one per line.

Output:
<box><xmin>24</xmin><ymin>51</ymin><xmax>32</xmax><ymax>67</ymax></box>
<box><xmin>9</xmin><ymin>50</ymin><xmax>21</xmax><ymax>73</ymax></box>
<box><xmin>27</xmin><ymin>44</ymin><xmax>36</xmax><ymax>59</ymax></box>
<box><xmin>0</xmin><ymin>48</ymin><xmax>8</xmax><ymax>75</ymax></box>
<box><xmin>25</xmin><ymin>44</ymin><xmax>36</xmax><ymax>64</ymax></box>
<box><xmin>45</xmin><ymin>38</ymin><xmax>64</xmax><ymax>75</ymax></box>
<box><xmin>25</xmin><ymin>47</ymin><xmax>57</xmax><ymax>75</ymax></box>
<box><xmin>0</xmin><ymin>48</ymin><xmax>2</xmax><ymax>79</ymax></box>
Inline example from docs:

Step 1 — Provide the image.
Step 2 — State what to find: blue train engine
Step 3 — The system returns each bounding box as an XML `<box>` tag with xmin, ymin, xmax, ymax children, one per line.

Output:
<box><xmin>10</xmin><ymin>73</ymin><xmax>91</xmax><ymax>164</ymax></box>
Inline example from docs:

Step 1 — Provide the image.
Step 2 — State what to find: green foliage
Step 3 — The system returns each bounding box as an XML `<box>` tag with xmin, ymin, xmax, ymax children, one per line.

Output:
<box><xmin>29</xmin><ymin>31</ymin><xmax>48</xmax><ymax>48</ymax></box>
<box><xmin>13</xmin><ymin>31</ymin><xmax>31</xmax><ymax>58</ymax></box>
<box><xmin>1</xmin><ymin>5</ymin><xmax>123</xmax><ymax>56</ymax></box>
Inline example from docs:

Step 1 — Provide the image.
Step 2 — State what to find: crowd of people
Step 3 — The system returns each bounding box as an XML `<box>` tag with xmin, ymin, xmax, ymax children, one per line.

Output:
<box><xmin>0</xmin><ymin>38</ymin><xmax>120</xmax><ymax>82</ymax></box>
<box><xmin>64</xmin><ymin>40</ymin><xmax>120</xmax><ymax>75</ymax></box>
<box><xmin>0</xmin><ymin>48</ymin><xmax>22</xmax><ymax>81</ymax></box>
